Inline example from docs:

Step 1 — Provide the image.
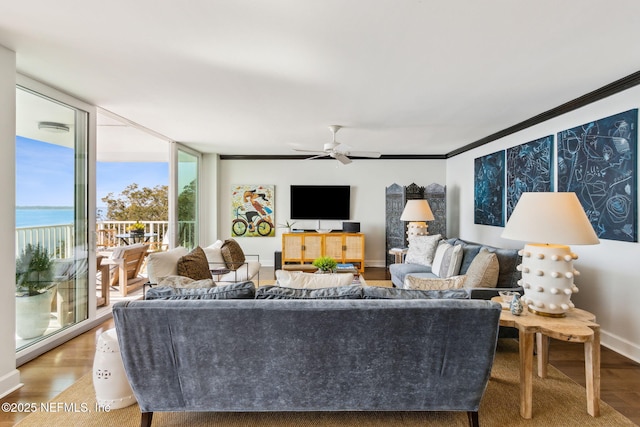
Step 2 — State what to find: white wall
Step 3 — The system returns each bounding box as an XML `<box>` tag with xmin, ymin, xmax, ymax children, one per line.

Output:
<box><xmin>207</xmin><ymin>157</ymin><xmax>446</xmax><ymax>267</ymax></box>
<box><xmin>446</xmin><ymin>86</ymin><xmax>640</xmax><ymax>362</ymax></box>
<box><xmin>0</xmin><ymin>45</ymin><xmax>21</xmax><ymax>398</ymax></box>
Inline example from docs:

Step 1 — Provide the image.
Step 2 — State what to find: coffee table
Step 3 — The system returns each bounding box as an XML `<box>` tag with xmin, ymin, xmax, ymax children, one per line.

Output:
<box><xmin>493</xmin><ymin>297</ymin><xmax>600</xmax><ymax>419</ymax></box>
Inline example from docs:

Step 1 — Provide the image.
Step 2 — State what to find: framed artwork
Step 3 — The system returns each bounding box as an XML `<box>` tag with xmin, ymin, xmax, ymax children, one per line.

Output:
<box><xmin>474</xmin><ymin>150</ymin><xmax>505</xmax><ymax>226</ymax></box>
<box><xmin>231</xmin><ymin>185</ymin><xmax>275</xmax><ymax>237</ymax></box>
<box><xmin>506</xmin><ymin>136</ymin><xmax>553</xmax><ymax>219</ymax></box>
<box><xmin>557</xmin><ymin>109</ymin><xmax>637</xmax><ymax>242</ymax></box>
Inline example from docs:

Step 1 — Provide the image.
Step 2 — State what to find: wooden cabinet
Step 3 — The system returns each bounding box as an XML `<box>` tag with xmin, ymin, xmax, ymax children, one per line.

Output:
<box><xmin>282</xmin><ymin>232</ymin><xmax>365</xmax><ymax>272</ymax></box>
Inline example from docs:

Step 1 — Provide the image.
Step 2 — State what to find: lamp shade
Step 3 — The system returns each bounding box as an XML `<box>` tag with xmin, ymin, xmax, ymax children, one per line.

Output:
<box><xmin>400</xmin><ymin>199</ymin><xmax>435</xmax><ymax>222</ymax></box>
<box><xmin>501</xmin><ymin>192</ymin><xmax>599</xmax><ymax>245</ymax></box>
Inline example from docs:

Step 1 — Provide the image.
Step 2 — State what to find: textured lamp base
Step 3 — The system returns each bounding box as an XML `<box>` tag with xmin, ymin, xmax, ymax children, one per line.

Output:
<box><xmin>406</xmin><ymin>221</ymin><xmax>429</xmax><ymax>237</ymax></box>
<box><xmin>517</xmin><ymin>243</ymin><xmax>580</xmax><ymax>317</ymax></box>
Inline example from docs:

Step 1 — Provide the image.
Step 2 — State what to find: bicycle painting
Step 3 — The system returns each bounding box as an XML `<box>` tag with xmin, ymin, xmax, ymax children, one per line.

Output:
<box><xmin>231</xmin><ymin>184</ymin><xmax>275</xmax><ymax>237</ymax></box>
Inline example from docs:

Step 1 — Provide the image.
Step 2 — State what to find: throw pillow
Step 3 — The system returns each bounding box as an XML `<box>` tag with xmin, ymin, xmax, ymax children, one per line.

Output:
<box><xmin>404</xmin><ymin>274</ymin><xmax>467</xmax><ymax>290</ymax></box>
<box><xmin>463</xmin><ymin>248</ymin><xmax>499</xmax><ymax>288</ymax></box>
<box><xmin>221</xmin><ymin>239</ymin><xmax>246</xmax><ymax>270</ymax></box>
<box><xmin>403</xmin><ymin>234</ymin><xmax>442</xmax><ymax>266</ymax></box>
<box><xmin>276</xmin><ymin>270</ymin><xmax>355</xmax><ymax>289</ymax></box>
<box><xmin>256</xmin><ymin>285</ymin><xmax>363</xmax><ymax>299</ymax></box>
<box><xmin>177</xmin><ymin>246</ymin><xmax>212</xmax><ymax>281</ymax></box>
<box><xmin>146</xmin><ymin>246</ymin><xmax>189</xmax><ymax>284</ymax></box>
<box><xmin>431</xmin><ymin>240</ymin><xmax>463</xmax><ymax>278</ymax></box>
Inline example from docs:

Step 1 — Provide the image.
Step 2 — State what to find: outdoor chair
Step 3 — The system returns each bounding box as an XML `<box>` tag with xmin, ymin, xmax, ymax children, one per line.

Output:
<box><xmin>103</xmin><ymin>243</ymin><xmax>150</xmax><ymax>296</ymax></box>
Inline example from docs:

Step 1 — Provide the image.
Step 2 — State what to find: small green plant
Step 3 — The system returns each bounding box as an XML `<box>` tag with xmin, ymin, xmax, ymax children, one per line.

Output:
<box><xmin>277</xmin><ymin>220</ymin><xmax>296</xmax><ymax>229</ymax></box>
<box><xmin>15</xmin><ymin>244</ymin><xmax>54</xmax><ymax>296</ymax></box>
<box><xmin>312</xmin><ymin>256</ymin><xmax>337</xmax><ymax>272</ymax></box>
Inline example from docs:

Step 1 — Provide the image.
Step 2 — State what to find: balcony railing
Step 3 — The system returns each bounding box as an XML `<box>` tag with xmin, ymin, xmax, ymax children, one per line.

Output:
<box><xmin>16</xmin><ymin>220</ymin><xmax>196</xmax><ymax>257</ymax></box>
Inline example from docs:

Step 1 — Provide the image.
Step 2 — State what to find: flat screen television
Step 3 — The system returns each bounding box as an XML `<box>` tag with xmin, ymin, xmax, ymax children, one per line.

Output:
<box><xmin>290</xmin><ymin>185</ymin><xmax>350</xmax><ymax>220</ymax></box>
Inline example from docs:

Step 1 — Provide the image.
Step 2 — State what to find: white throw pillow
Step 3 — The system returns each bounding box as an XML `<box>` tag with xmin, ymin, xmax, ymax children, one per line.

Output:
<box><xmin>203</xmin><ymin>240</ymin><xmax>226</xmax><ymax>270</ymax></box>
<box><xmin>404</xmin><ymin>234</ymin><xmax>442</xmax><ymax>266</ymax></box>
<box><xmin>404</xmin><ymin>275</ymin><xmax>467</xmax><ymax>290</ymax></box>
<box><xmin>276</xmin><ymin>270</ymin><xmax>354</xmax><ymax>289</ymax></box>
<box><xmin>431</xmin><ymin>241</ymin><xmax>463</xmax><ymax>278</ymax></box>
<box><xmin>146</xmin><ymin>246</ymin><xmax>189</xmax><ymax>283</ymax></box>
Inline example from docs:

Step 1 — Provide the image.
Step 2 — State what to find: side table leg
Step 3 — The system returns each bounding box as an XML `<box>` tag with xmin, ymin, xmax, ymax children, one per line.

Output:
<box><xmin>536</xmin><ymin>332</ymin><xmax>549</xmax><ymax>378</ymax></box>
<box><xmin>585</xmin><ymin>326</ymin><xmax>601</xmax><ymax>417</ymax></box>
<box><xmin>519</xmin><ymin>329</ymin><xmax>534</xmax><ymax>419</ymax></box>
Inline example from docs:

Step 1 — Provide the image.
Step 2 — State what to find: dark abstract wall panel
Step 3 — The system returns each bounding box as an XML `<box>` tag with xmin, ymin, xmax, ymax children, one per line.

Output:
<box><xmin>557</xmin><ymin>109</ymin><xmax>637</xmax><ymax>242</ymax></box>
<box><xmin>506</xmin><ymin>136</ymin><xmax>553</xmax><ymax>219</ymax></box>
<box><xmin>474</xmin><ymin>150</ymin><xmax>505</xmax><ymax>226</ymax></box>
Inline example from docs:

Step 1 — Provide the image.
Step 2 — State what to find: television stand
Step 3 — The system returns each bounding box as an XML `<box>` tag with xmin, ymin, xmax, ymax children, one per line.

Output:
<box><xmin>281</xmin><ymin>232</ymin><xmax>365</xmax><ymax>273</ymax></box>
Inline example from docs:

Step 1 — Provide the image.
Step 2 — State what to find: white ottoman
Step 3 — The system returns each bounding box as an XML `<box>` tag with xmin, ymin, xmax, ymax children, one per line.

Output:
<box><xmin>93</xmin><ymin>328</ymin><xmax>136</xmax><ymax>409</ymax></box>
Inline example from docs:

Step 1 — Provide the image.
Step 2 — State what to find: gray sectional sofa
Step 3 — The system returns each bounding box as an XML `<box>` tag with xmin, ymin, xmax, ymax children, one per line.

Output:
<box><xmin>113</xmin><ymin>298</ymin><xmax>501</xmax><ymax>427</ymax></box>
<box><xmin>389</xmin><ymin>237</ymin><xmax>523</xmax><ymax>299</ymax></box>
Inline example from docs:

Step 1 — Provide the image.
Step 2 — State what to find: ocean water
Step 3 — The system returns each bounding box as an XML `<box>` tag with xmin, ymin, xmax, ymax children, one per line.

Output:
<box><xmin>16</xmin><ymin>207</ymin><xmax>74</xmax><ymax>228</ymax></box>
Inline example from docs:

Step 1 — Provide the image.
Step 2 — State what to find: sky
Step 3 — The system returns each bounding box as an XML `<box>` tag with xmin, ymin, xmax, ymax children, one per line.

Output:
<box><xmin>16</xmin><ymin>136</ymin><xmax>168</xmax><ymax>207</ymax></box>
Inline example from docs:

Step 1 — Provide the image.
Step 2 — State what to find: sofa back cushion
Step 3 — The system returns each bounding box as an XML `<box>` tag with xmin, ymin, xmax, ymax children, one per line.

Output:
<box><xmin>255</xmin><ymin>285</ymin><xmax>363</xmax><ymax>299</ymax></box>
<box><xmin>362</xmin><ymin>286</ymin><xmax>470</xmax><ymax>299</ymax></box>
<box><xmin>146</xmin><ymin>246</ymin><xmax>190</xmax><ymax>284</ymax></box>
<box><xmin>145</xmin><ymin>281</ymin><xmax>255</xmax><ymax>300</ymax></box>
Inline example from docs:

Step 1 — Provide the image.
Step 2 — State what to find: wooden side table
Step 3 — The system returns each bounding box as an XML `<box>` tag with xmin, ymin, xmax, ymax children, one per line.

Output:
<box><xmin>494</xmin><ymin>298</ymin><xmax>600</xmax><ymax>419</ymax></box>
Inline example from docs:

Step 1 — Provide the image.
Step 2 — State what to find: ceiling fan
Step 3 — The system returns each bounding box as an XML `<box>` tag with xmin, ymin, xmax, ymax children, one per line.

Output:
<box><xmin>293</xmin><ymin>125</ymin><xmax>381</xmax><ymax>164</ymax></box>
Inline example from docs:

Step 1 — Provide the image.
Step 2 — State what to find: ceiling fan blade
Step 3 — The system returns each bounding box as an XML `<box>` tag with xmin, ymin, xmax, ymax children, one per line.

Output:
<box><xmin>293</xmin><ymin>148</ymin><xmax>327</xmax><ymax>154</ymax></box>
<box><xmin>305</xmin><ymin>154</ymin><xmax>329</xmax><ymax>160</ymax></box>
<box><xmin>345</xmin><ymin>151</ymin><xmax>381</xmax><ymax>158</ymax></box>
<box><xmin>333</xmin><ymin>153</ymin><xmax>352</xmax><ymax>164</ymax></box>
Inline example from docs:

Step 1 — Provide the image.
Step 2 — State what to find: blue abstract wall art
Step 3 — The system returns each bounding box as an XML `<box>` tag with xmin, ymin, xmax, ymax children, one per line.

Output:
<box><xmin>474</xmin><ymin>150</ymin><xmax>505</xmax><ymax>226</ymax></box>
<box><xmin>557</xmin><ymin>109</ymin><xmax>637</xmax><ymax>242</ymax></box>
<box><xmin>506</xmin><ymin>136</ymin><xmax>554</xmax><ymax>219</ymax></box>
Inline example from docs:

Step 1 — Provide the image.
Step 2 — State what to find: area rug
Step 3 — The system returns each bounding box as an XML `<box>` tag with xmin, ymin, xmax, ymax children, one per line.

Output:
<box><xmin>17</xmin><ymin>340</ymin><xmax>635</xmax><ymax>427</ymax></box>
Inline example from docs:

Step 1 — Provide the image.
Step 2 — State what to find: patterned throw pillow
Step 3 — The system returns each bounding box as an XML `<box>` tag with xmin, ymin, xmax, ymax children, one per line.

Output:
<box><xmin>404</xmin><ymin>274</ymin><xmax>467</xmax><ymax>290</ymax></box>
<box><xmin>177</xmin><ymin>246</ymin><xmax>212</xmax><ymax>280</ymax></box>
<box><xmin>403</xmin><ymin>234</ymin><xmax>442</xmax><ymax>266</ymax></box>
<box><xmin>463</xmin><ymin>248</ymin><xmax>499</xmax><ymax>288</ymax></box>
<box><xmin>221</xmin><ymin>239</ymin><xmax>246</xmax><ymax>270</ymax></box>
<box><xmin>431</xmin><ymin>240</ymin><xmax>463</xmax><ymax>278</ymax></box>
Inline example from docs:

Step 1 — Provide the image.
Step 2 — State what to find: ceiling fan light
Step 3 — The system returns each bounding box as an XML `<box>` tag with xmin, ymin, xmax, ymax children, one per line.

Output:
<box><xmin>38</xmin><ymin>121</ymin><xmax>70</xmax><ymax>133</ymax></box>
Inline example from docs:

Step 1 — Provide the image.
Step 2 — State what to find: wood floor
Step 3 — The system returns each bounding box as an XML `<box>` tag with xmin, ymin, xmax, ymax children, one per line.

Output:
<box><xmin>1</xmin><ymin>267</ymin><xmax>638</xmax><ymax>426</ymax></box>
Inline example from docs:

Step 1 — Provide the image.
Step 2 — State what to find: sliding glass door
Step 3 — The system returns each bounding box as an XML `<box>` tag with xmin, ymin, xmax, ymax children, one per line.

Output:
<box><xmin>176</xmin><ymin>148</ymin><xmax>199</xmax><ymax>249</ymax></box>
<box><xmin>15</xmin><ymin>86</ymin><xmax>89</xmax><ymax>350</ymax></box>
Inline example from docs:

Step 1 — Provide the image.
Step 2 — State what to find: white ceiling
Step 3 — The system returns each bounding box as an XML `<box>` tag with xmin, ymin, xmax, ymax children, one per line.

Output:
<box><xmin>2</xmin><ymin>0</ymin><xmax>640</xmax><ymax>157</ymax></box>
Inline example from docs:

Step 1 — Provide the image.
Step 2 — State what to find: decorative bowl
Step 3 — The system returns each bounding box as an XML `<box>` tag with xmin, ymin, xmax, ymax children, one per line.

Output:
<box><xmin>315</xmin><ymin>229</ymin><xmax>332</xmax><ymax>234</ymax></box>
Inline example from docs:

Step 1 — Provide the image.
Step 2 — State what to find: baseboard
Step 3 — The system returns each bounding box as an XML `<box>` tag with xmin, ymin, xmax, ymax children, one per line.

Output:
<box><xmin>0</xmin><ymin>369</ymin><xmax>22</xmax><ymax>399</ymax></box>
<box><xmin>601</xmin><ymin>330</ymin><xmax>640</xmax><ymax>363</ymax></box>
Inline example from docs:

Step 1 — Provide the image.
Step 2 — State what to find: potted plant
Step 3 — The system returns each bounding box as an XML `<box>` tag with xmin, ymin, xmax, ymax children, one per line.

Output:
<box><xmin>277</xmin><ymin>220</ymin><xmax>296</xmax><ymax>234</ymax></box>
<box><xmin>312</xmin><ymin>256</ymin><xmax>337</xmax><ymax>273</ymax></box>
<box><xmin>15</xmin><ymin>244</ymin><xmax>56</xmax><ymax>339</ymax></box>
<box><xmin>128</xmin><ymin>221</ymin><xmax>145</xmax><ymax>236</ymax></box>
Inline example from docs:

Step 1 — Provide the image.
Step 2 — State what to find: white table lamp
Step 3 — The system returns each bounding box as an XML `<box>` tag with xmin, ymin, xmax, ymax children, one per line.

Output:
<box><xmin>400</xmin><ymin>199</ymin><xmax>435</xmax><ymax>237</ymax></box>
<box><xmin>501</xmin><ymin>192</ymin><xmax>599</xmax><ymax>317</ymax></box>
